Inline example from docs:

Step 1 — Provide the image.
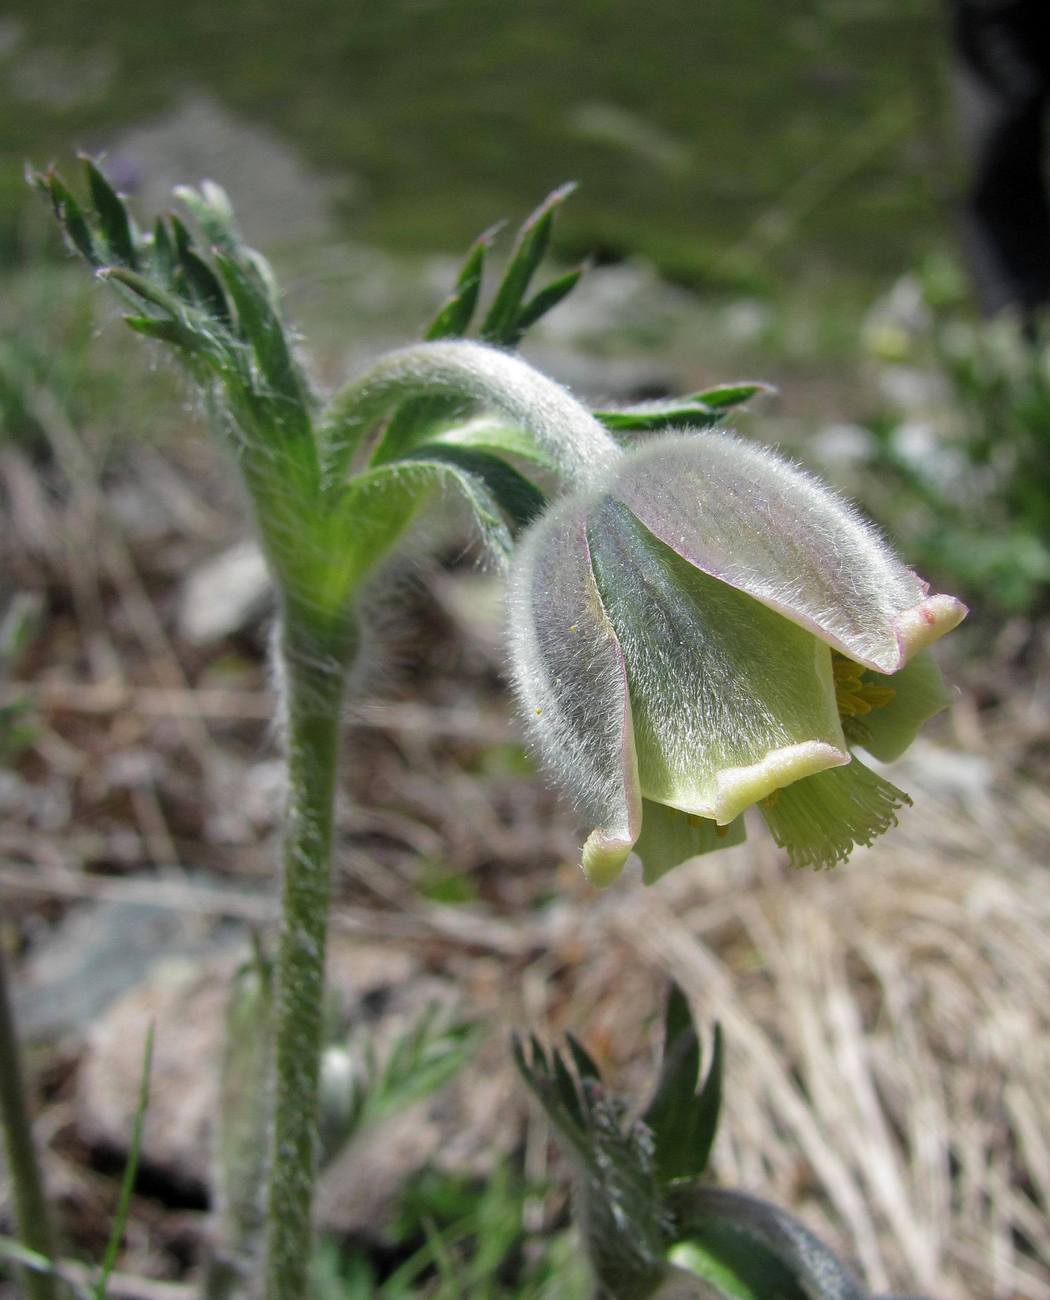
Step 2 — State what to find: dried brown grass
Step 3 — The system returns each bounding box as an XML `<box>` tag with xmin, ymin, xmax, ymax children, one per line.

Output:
<box><xmin>3</xmin><ymin>423</ymin><xmax>1049</xmax><ymax>1298</ymax></box>
<box><xmin>558</xmin><ymin>739</ymin><xmax>1050</xmax><ymax>1300</ymax></box>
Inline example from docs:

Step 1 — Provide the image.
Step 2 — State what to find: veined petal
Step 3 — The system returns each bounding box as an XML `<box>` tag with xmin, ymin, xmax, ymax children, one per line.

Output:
<box><xmin>587</xmin><ymin>498</ymin><xmax>849</xmax><ymax>826</ymax></box>
<box><xmin>608</xmin><ymin>432</ymin><xmax>967</xmax><ymax>673</ymax></box>
<box><xmin>633</xmin><ymin>799</ymin><xmax>746</xmax><ymax>885</ymax></box>
<box><xmin>852</xmin><ymin>649</ymin><xmax>956</xmax><ymax>762</ymax></box>
<box><xmin>507</xmin><ymin>494</ymin><xmax>641</xmax><ymax>886</ymax></box>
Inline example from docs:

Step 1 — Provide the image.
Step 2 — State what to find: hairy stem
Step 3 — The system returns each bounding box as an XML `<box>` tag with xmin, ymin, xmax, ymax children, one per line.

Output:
<box><xmin>264</xmin><ymin>606</ymin><xmax>352</xmax><ymax>1300</ymax></box>
<box><xmin>319</xmin><ymin>339</ymin><xmax>623</xmax><ymax>488</ymax></box>
<box><xmin>0</xmin><ymin>942</ymin><xmax>59</xmax><ymax>1300</ymax></box>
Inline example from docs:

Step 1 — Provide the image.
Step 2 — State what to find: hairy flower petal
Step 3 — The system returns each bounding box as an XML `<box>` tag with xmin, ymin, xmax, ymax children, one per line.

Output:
<box><xmin>853</xmin><ymin>649</ymin><xmax>956</xmax><ymax>762</ymax></box>
<box><xmin>608</xmin><ymin>432</ymin><xmax>966</xmax><ymax>673</ymax></box>
<box><xmin>588</xmin><ymin>498</ymin><xmax>849</xmax><ymax>824</ymax></box>
<box><xmin>508</xmin><ymin>495</ymin><xmax>641</xmax><ymax>885</ymax></box>
<box><xmin>506</xmin><ymin>429</ymin><xmax>965</xmax><ymax>887</ymax></box>
<box><xmin>633</xmin><ymin>799</ymin><xmax>746</xmax><ymax>885</ymax></box>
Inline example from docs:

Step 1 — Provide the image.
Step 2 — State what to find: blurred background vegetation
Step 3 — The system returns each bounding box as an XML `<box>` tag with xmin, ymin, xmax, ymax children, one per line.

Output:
<box><xmin>6</xmin><ymin>0</ymin><xmax>1048</xmax><ymax>622</ymax></box>
<box><xmin>0</xmin><ymin>0</ymin><xmax>945</xmax><ymax>282</ymax></box>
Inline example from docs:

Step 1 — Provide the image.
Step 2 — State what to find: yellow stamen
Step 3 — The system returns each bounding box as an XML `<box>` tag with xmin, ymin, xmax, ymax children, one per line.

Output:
<box><xmin>832</xmin><ymin>651</ymin><xmax>896</xmax><ymax>721</ymax></box>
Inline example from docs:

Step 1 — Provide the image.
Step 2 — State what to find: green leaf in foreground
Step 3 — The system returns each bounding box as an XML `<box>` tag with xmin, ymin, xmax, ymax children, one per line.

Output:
<box><xmin>643</xmin><ymin>988</ymin><xmax>723</xmax><ymax>1186</ymax></box>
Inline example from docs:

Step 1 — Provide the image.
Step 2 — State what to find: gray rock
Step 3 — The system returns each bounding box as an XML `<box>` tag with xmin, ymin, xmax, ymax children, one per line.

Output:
<box><xmin>104</xmin><ymin>92</ymin><xmax>352</xmax><ymax>249</ymax></box>
<box><xmin>176</xmin><ymin>540</ymin><xmax>271</xmax><ymax>647</ymax></box>
<box><xmin>13</xmin><ymin>899</ymin><xmax>231</xmax><ymax>1042</ymax></box>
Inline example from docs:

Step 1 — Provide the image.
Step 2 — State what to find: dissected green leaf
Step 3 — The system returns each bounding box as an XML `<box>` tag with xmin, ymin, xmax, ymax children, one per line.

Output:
<box><xmin>122</xmin><ymin>315</ymin><xmax>193</xmax><ymax>347</ymax></box>
<box><xmin>644</xmin><ymin>985</ymin><xmax>702</xmax><ymax>1182</ymax></box>
<box><xmin>693</xmin><ymin>382</ymin><xmax>775</xmax><ymax>410</ymax></box>
<box><xmin>213</xmin><ymin>250</ymin><xmax>311</xmax><ymax>438</ymax></box>
<box><xmin>425</xmin><ymin>228</ymin><xmax>498</xmax><ymax>341</ymax></box>
<box><xmin>174</xmin><ymin>180</ymin><xmax>241</xmax><ymax>257</ymax></box>
<box><xmin>408</xmin><ymin>443</ymin><xmax>546</xmax><ymax>530</ymax></box>
<box><xmin>177</xmin><ymin>246</ymin><xmax>231</xmax><ymax>324</ymax></box>
<box><xmin>508</xmin><ymin>263</ymin><xmax>585</xmax><ymax>343</ymax></box>
<box><xmin>596</xmin><ymin>383</ymin><xmax>774</xmax><ymax>434</ymax></box>
<box><xmin>552</xmin><ymin>1047</ymin><xmax>586</xmax><ymax>1130</ymax></box>
<box><xmin>689</xmin><ymin>1025</ymin><xmax>723</xmax><ymax>1180</ymax></box>
<box><xmin>595</xmin><ymin>400</ymin><xmax>717</xmax><ymax>433</ymax></box>
<box><xmin>30</xmin><ymin>166</ymin><xmax>99</xmax><ymax>265</ymax></box>
<box><xmin>99</xmin><ymin>266</ymin><xmax>187</xmax><ymax>318</ymax></box>
<box><xmin>319</xmin><ymin>459</ymin><xmax>512</xmax><ymax>609</ymax></box>
<box><xmin>81</xmin><ymin>157</ymin><xmax>136</xmax><ymax>268</ymax></box>
<box><xmin>150</xmin><ymin>217</ymin><xmax>176</xmax><ymax>284</ymax></box>
<box><xmin>481</xmin><ymin>183</ymin><xmax>577</xmax><ymax>344</ymax></box>
<box><xmin>643</xmin><ymin>989</ymin><xmax>723</xmax><ymax>1185</ymax></box>
<box><xmin>565</xmin><ymin>1031</ymin><xmax>601</xmax><ymax>1083</ymax></box>
<box><xmin>431</xmin><ymin>418</ymin><xmax>558</xmax><ymax>470</ymax></box>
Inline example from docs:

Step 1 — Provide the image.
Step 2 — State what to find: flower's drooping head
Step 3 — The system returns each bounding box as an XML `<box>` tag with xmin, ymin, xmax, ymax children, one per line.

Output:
<box><xmin>508</xmin><ymin>430</ymin><xmax>966</xmax><ymax>886</ymax></box>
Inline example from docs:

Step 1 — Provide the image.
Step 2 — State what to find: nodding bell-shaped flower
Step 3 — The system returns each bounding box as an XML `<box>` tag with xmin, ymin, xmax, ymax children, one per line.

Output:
<box><xmin>508</xmin><ymin>431</ymin><xmax>966</xmax><ymax>887</ymax></box>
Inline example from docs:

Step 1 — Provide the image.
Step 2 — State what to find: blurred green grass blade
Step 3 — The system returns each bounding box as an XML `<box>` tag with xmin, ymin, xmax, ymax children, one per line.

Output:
<box><xmin>409</xmin><ymin>443</ymin><xmax>546</xmax><ymax>530</ymax></box>
<box><xmin>0</xmin><ymin>594</ymin><xmax>42</xmax><ymax>678</ymax></box>
<box><xmin>424</xmin><ymin>227</ymin><xmax>498</xmax><ymax>340</ymax></box>
<box><xmin>81</xmin><ymin>157</ymin><xmax>137</xmax><ymax>269</ymax></box>
<box><xmin>481</xmin><ymin>183</ymin><xmax>576</xmax><ymax>344</ymax></box>
<box><xmin>0</xmin><ymin>1239</ymin><xmax>88</xmax><ymax>1300</ymax></box>
<box><xmin>93</xmin><ymin>1025</ymin><xmax>154</xmax><ymax>1300</ymax></box>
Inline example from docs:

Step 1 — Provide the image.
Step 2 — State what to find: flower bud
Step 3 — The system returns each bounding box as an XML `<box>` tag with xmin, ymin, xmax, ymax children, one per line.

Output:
<box><xmin>507</xmin><ymin>430</ymin><xmax>965</xmax><ymax>885</ymax></box>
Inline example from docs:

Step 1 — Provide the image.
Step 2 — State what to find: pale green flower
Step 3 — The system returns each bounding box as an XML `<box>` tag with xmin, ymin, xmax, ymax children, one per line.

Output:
<box><xmin>508</xmin><ymin>430</ymin><xmax>966</xmax><ymax>885</ymax></box>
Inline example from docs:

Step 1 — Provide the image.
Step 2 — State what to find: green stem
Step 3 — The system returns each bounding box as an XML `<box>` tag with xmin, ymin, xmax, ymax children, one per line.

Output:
<box><xmin>0</xmin><ymin>941</ymin><xmax>59</xmax><ymax>1300</ymax></box>
<box><xmin>319</xmin><ymin>340</ymin><xmax>623</xmax><ymax>488</ymax></box>
<box><xmin>264</xmin><ymin>605</ymin><xmax>353</xmax><ymax>1300</ymax></box>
